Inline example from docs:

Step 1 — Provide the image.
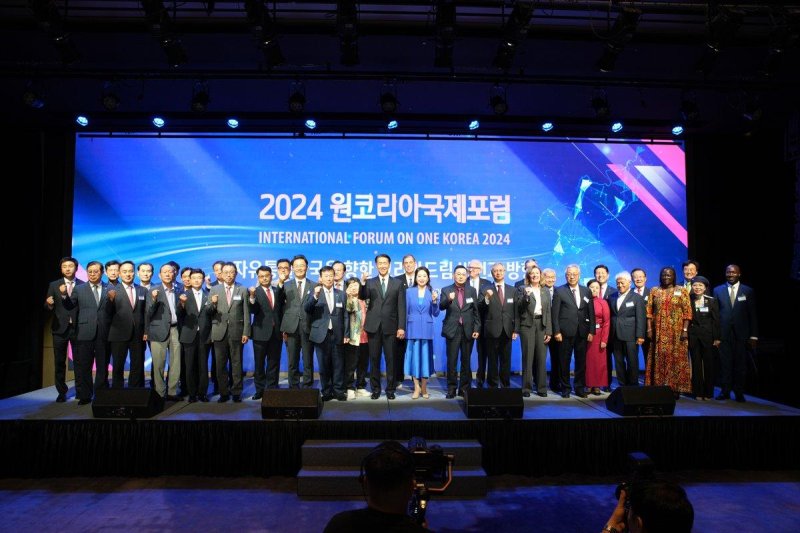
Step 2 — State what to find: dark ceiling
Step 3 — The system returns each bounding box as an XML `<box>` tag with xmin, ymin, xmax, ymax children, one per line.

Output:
<box><xmin>1</xmin><ymin>1</ymin><xmax>798</xmax><ymax>136</ymax></box>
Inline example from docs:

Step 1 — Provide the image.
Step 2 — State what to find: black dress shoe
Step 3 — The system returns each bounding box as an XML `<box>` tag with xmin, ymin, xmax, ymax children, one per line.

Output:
<box><xmin>232</xmin><ymin>395</ymin><xmax>242</xmax><ymax>403</ymax></box>
<box><xmin>561</xmin><ymin>391</ymin><xmax>570</xmax><ymax>398</ymax></box>
<box><xmin>371</xmin><ymin>391</ymin><xmax>381</xmax><ymax>400</ymax></box>
<box><xmin>576</xmin><ymin>391</ymin><xmax>589</xmax><ymax>398</ymax></box>
<box><xmin>166</xmin><ymin>395</ymin><xmax>180</xmax><ymax>402</ymax></box>
<box><xmin>445</xmin><ymin>392</ymin><xmax>455</xmax><ymax>399</ymax></box>
<box><xmin>198</xmin><ymin>395</ymin><xmax>209</xmax><ymax>402</ymax></box>
<box><xmin>218</xmin><ymin>395</ymin><xmax>230</xmax><ymax>403</ymax></box>
<box><xmin>56</xmin><ymin>393</ymin><xmax>66</xmax><ymax>403</ymax></box>
<box><xmin>456</xmin><ymin>390</ymin><xmax>464</xmax><ymax>397</ymax></box>
<box><xmin>336</xmin><ymin>394</ymin><xmax>348</xmax><ymax>401</ymax></box>
<box><xmin>522</xmin><ymin>391</ymin><xmax>531</xmax><ymax>398</ymax></box>
<box><xmin>735</xmin><ymin>393</ymin><xmax>746</xmax><ymax>403</ymax></box>
<box><xmin>386</xmin><ymin>392</ymin><xmax>396</xmax><ymax>400</ymax></box>
<box><xmin>475</xmin><ymin>380</ymin><xmax>484</xmax><ymax>388</ymax></box>
<box><xmin>322</xmin><ymin>394</ymin><xmax>334</xmax><ymax>402</ymax></box>
<box><xmin>77</xmin><ymin>398</ymin><xmax>91</xmax><ymax>405</ymax></box>
<box><xmin>537</xmin><ymin>392</ymin><xmax>548</xmax><ymax>398</ymax></box>
<box><xmin>252</xmin><ymin>393</ymin><xmax>263</xmax><ymax>401</ymax></box>
<box><xmin>188</xmin><ymin>396</ymin><xmax>197</xmax><ymax>403</ymax></box>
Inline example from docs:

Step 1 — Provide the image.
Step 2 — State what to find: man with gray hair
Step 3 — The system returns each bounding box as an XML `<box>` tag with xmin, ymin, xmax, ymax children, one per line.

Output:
<box><xmin>608</xmin><ymin>271</ymin><xmax>646</xmax><ymax>387</ymax></box>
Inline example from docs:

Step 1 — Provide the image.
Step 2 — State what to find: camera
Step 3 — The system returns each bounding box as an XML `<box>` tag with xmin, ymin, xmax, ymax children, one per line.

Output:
<box><xmin>407</xmin><ymin>436</ymin><xmax>455</xmax><ymax>526</ymax></box>
<box><xmin>615</xmin><ymin>451</ymin><xmax>655</xmax><ymax>503</ymax></box>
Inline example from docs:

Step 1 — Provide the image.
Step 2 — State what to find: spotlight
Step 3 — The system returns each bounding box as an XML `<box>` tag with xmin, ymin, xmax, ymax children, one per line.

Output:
<box><xmin>596</xmin><ymin>7</ymin><xmax>641</xmax><ymax>73</ymax></box>
<box><xmin>152</xmin><ymin>117</ymin><xmax>165</xmax><ymax>128</ymax></box>
<box><xmin>468</xmin><ymin>120</ymin><xmax>480</xmax><ymax>131</ymax></box>
<box><xmin>75</xmin><ymin>115</ymin><xmax>89</xmax><ymax>127</ymax></box>
<box><xmin>611</xmin><ymin>122</ymin><xmax>624</xmax><ymax>133</ymax></box>
<box><xmin>102</xmin><ymin>92</ymin><xmax>120</xmax><ymax>111</ymax></box>
<box><xmin>227</xmin><ymin>118</ymin><xmax>239</xmax><ymax>129</ymax></box>
<box><xmin>387</xmin><ymin>120</ymin><xmax>399</xmax><ymax>130</ymax></box>
<box><xmin>591</xmin><ymin>90</ymin><xmax>610</xmax><ymax>119</ymax></box>
<box><xmin>490</xmin><ymin>95</ymin><xmax>508</xmax><ymax>115</ymax></box>
<box><xmin>288</xmin><ymin>91</ymin><xmax>306</xmax><ymax>113</ymax></box>
<box><xmin>434</xmin><ymin>0</ymin><xmax>456</xmax><ymax>68</ymax></box>
<box><xmin>162</xmin><ymin>38</ymin><xmax>188</xmax><ymax>68</ymax></box>
<box><xmin>742</xmin><ymin>100</ymin><xmax>763</xmax><ymax>122</ymax></box>
<box><xmin>380</xmin><ymin>84</ymin><xmax>398</xmax><ymax>114</ymax></box>
<box><xmin>671</xmin><ymin>125</ymin><xmax>684</xmax><ymax>136</ymax></box>
<box><xmin>191</xmin><ymin>81</ymin><xmax>209</xmax><ymax>112</ymax></box>
<box><xmin>22</xmin><ymin>88</ymin><xmax>45</xmax><ymax>109</ymax></box>
<box><xmin>541</xmin><ymin>122</ymin><xmax>554</xmax><ymax>132</ymax></box>
<box><xmin>338</xmin><ymin>1</ymin><xmax>359</xmax><ymax>65</ymax></box>
<box><xmin>492</xmin><ymin>1</ymin><xmax>534</xmax><ymax>69</ymax></box>
<box><xmin>245</xmin><ymin>0</ymin><xmax>285</xmax><ymax>68</ymax></box>
<box><xmin>304</xmin><ymin>119</ymin><xmax>317</xmax><ymax>130</ymax></box>
<box><xmin>706</xmin><ymin>6</ymin><xmax>744</xmax><ymax>53</ymax></box>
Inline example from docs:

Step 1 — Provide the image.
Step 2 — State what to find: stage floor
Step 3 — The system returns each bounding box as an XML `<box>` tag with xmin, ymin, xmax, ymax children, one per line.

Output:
<box><xmin>2</xmin><ymin>375</ymin><xmax>798</xmax><ymax>422</ymax></box>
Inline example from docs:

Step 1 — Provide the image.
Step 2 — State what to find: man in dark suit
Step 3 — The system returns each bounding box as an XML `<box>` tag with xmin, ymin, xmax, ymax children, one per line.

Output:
<box><xmin>467</xmin><ymin>259</ymin><xmax>493</xmax><ymax>388</ymax></box>
<box><xmin>44</xmin><ymin>256</ymin><xmax>83</xmax><ymax>402</ymax></box>
<box><xmin>359</xmin><ymin>253</ymin><xmax>406</xmax><ymax>400</ymax></box>
<box><xmin>393</xmin><ymin>254</ymin><xmax>417</xmax><ymax>389</ymax></box>
<box><xmin>630</xmin><ymin>267</ymin><xmax>651</xmax><ymax>374</ymax></box>
<box><xmin>146</xmin><ymin>263</ymin><xmax>184</xmax><ymax>400</ymax></box>
<box><xmin>63</xmin><ymin>260</ymin><xmax>111</xmax><ymax>405</ymax></box>
<box><xmin>305</xmin><ymin>266</ymin><xmax>349</xmax><ymax>401</ymax></box>
<box><xmin>106</xmin><ymin>260</ymin><xmax>147</xmax><ymax>388</ymax></box>
<box><xmin>481</xmin><ymin>262</ymin><xmax>517</xmax><ymax>388</ymax></box>
<box><xmin>542</xmin><ymin>267</ymin><xmax>560</xmax><ymax>392</ymax></box>
<box><xmin>207</xmin><ymin>261</ymin><xmax>251</xmax><ymax>402</ymax></box>
<box><xmin>712</xmin><ymin>264</ymin><xmax>758</xmax><ymax>402</ymax></box>
<box><xmin>178</xmin><ymin>268</ymin><xmax>212</xmax><ymax>402</ymax></box>
<box><xmin>608</xmin><ymin>271</ymin><xmax>646</xmax><ymax>388</ymax></box>
<box><xmin>279</xmin><ymin>254</ymin><xmax>315</xmax><ymax>388</ymax></box>
<box><xmin>551</xmin><ymin>264</ymin><xmax>595</xmax><ymax>398</ymax></box>
<box><xmin>248</xmin><ymin>265</ymin><xmax>284</xmax><ymax>399</ymax></box>
<box><xmin>439</xmin><ymin>265</ymin><xmax>481</xmax><ymax>398</ymax></box>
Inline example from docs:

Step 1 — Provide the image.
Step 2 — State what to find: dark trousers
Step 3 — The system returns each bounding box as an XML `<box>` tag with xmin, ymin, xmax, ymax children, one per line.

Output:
<box><xmin>612</xmin><ymin>339</ymin><xmax>640</xmax><ymax>387</ymax></box>
<box><xmin>445</xmin><ymin>331</ymin><xmax>474</xmax><ymax>393</ymax></box>
<box><xmin>253</xmin><ymin>334</ymin><xmax>283</xmax><ymax>392</ymax></box>
<box><xmin>520</xmin><ymin>321</ymin><xmax>547</xmax><ymax>394</ymax></box>
<box><xmin>486</xmin><ymin>331</ymin><xmax>512</xmax><ymax>387</ymax></box>
<box><xmin>394</xmin><ymin>337</ymin><xmax>407</xmax><ymax>385</ymax></box>
<box><xmin>178</xmin><ymin>344</ymin><xmax>187</xmax><ymax>396</ymax></box>
<box><xmin>316</xmin><ymin>330</ymin><xmax>345</xmax><ymax>397</ymax></box>
<box><xmin>214</xmin><ymin>334</ymin><xmax>243</xmax><ymax>396</ymax></box>
<box><xmin>368</xmin><ymin>326</ymin><xmax>396</xmax><ymax>393</ymax></box>
<box><xmin>209</xmin><ymin>343</ymin><xmax>218</xmax><ymax>393</ymax></box>
<box><xmin>182</xmin><ymin>338</ymin><xmax>210</xmax><ymax>397</ymax></box>
<box><xmin>75</xmin><ymin>336</ymin><xmax>108</xmax><ymax>401</ymax></box>
<box><xmin>110</xmin><ymin>338</ymin><xmax>145</xmax><ymax>388</ymax></box>
<box><xmin>474</xmin><ymin>335</ymin><xmax>489</xmax><ymax>386</ymax></box>
<box><xmin>559</xmin><ymin>335</ymin><xmax>587</xmax><ymax>393</ymax></box>
<box><xmin>285</xmin><ymin>328</ymin><xmax>314</xmax><ymax>388</ymax></box>
<box><xmin>549</xmin><ymin>342</ymin><xmax>561</xmax><ymax>392</ymax></box>
<box><xmin>344</xmin><ymin>343</ymin><xmax>369</xmax><ymax>390</ymax></box>
<box><xmin>719</xmin><ymin>334</ymin><xmax>747</xmax><ymax>395</ymax></box>
<box><xmin>689</xmin><ymin>335</ymin><xmax>716</xmax><ymax>398</ymax></box>
<box><xmin>52</xmin><ymin>326</ymin><xmax>77</xmax><ymax>395</ymax></box>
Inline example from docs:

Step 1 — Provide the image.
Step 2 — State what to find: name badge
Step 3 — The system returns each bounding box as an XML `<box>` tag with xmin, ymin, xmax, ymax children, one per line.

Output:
<box><xmin>465</xmin><ymin>297</ymin><xmax>474</xmax><ymax>304</ymax></box>
<box><xmin>233</xmin><ymin>295</ymin><xmax>242</xmax><ymax>301</ymax></box>
<box><xmin>595</xmin><ymin>323</ymin><xmax>601</xmax><ymax>329</ymax></box>
<box><xmin>625</xmin><ymin>301</ymin><xmax>634</xmax><ymax>308</ymax></box>
<box><xmin>673</xmin><ymin>290</ymin><xmax>682</xmax><ymax>296</ymax></box>
<box><xmin>644</xmin><ymin>296</ymin><xmax>648</xmax><ymax>301</ymax></box>
<box><xmin>737</xmin><ymin>295</ymin><xmax>747</xmax><ymax>301</ymax></box>
<box><xmin>698</xmin><ymin>307</ymin><xmax>709</xmax><ymax>313</ymax></box>
<box><xmin>335</xmin><ymin>302</ymin><xmax>343</xmax><ymax>308</ymax></box>
<box><xmin>138</xmin><ymin>296</ymin><xmax>145</xmax><ymax>301</ymax></box>
<box><xmin>507</xmin><ymin>298</ymin><xmax>514</xmax><ymax>304</ymax></box>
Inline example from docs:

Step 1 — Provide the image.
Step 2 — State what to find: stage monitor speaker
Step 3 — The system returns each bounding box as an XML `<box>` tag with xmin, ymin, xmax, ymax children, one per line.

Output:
<box><xmin>605</xmin><ymin>386</ymin><xmax>675</xmax><ymax>416</ymax></box>
<box><xmin>92</xmin><ymin>387</ymin><xmax>164</xmax><ymax>419</ymax></box>
<box><xmin>464</xmin><ymin>387</ymin><xmax>524</xmax><ymax>419</ymax></box>
<box><xmin>261</xmin><ymin>388</ymin><xmax>322</xmax><ymax>419</ymax></box>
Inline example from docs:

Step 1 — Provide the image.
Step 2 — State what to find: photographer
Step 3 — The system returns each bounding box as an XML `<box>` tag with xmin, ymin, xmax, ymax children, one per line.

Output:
<box><xmin>324</xmin><ymin>441</ymin><xmax>430</xmax><ymax>532</ymax></box>
<box><xmin>603</xmin><ymin>480</ymin><xmax>694</xmax><ymax>533</ymax></box>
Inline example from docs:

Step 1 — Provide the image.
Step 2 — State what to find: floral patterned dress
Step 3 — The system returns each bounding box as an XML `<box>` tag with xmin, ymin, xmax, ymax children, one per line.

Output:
<box><xmin>645</xmin><ymin>285</ymin><xmax>693</xmax><ymax>392</ymax></box>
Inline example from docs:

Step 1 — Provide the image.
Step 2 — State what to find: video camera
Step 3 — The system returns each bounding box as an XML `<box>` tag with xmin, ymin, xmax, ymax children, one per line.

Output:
<box><xmin>615</xmin><ymin>451</ymin><xmax>655</xmax><ymax>504</ymax></box>
<box><xmin>407</xmin><ymin>436</ymin><xmax>455</xmax><ymax>526</ymax></box>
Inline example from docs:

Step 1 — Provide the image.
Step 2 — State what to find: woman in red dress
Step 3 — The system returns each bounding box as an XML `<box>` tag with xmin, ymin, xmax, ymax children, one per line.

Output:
<box><xmin>585</xmin><ymin>279</ymin><xmax>610</xmax><ymax>395</ymax></box>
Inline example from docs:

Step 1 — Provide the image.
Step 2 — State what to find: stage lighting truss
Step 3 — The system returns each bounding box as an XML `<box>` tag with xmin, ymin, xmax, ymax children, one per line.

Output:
<box><xmin>245</xmin><ymin>0</ymin><xmax>285</xmax><ymax>69</ymax></box>
<box><xmin>29</xmin><ymin>0</ymin><xmax>81</xmax><ymax>64</ymax></box>
<box><xmin>596</xmin><ymin>6</ymin><xmax>641</xmax><ymax>73</ymax></box>
<box><xmin>191</xmin><ymin>80</ymin><xmax>210</xmax><ymax>112</ymax></box>
<box><xmin>338</xmin><ymin>1</ymin><xmax>359</xmax><ymax>66</ymax></box>
<box><xmin>142</xmin><ymin>0</ymin><xmax>188</xmax><ymax>67</ymax></box>
<box><xmin>492</xmin><ymin>1</ymin><xmax>534</xmax><ymax>70</ymax></box>
<box><xmin>434</xmin><ymin>0</ymin><xmax>456</xmax><ymax>68</ymax></box>
<box><xmin>697</xmin><ymin>5</ymin><xmax>743</xmax><ymax>76</ymax></box>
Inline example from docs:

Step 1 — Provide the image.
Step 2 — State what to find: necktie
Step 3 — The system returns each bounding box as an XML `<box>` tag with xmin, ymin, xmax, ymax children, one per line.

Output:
<box><xmin>637</xmin><ymin>287</ymin><xmax>642</xmax><ymax>295</ymax></box>
<box><xmin>729</xmin><ymin>285</ymin><xmax>736</xmax><ymax>306</ymax></box>
<box><xmin>297</xmin><ymin>280</ymin><xmax>304</xmax><ymax>300</ymax></box>
<box><xmin>66</xmin><ymin>281</ymin><xmax>73</xmax><ymax>297</ymax></box>
<box><xmin>127</xmin><ymin>285</ymin><xmax>135</xmax><ymax>308</ymax></box>
<box><xmin>265</xmin><ymin>286</ymin><xmax>273</xmax><ymax>308</ymax></box>
<box><xmin>381</xmin><ymin>277</ymin><xmax>386</xmax><ymax>297</ymax></box>
<box><xmin>327</xmin><ymin>290</ymin><xmax>334</xmax><ymax>313</ymax></box>
<box><xmin>457</xmin><ymin>286</ymin><xmax>464</xmax><ymax>307</ymax></box>
<box><xmin>93</xmin><ymin>284</ymin><xmax>100</xmax><ymax>304</ymax></box>
<box><xmin>497</xmin><ymin>284</ymin><xmax>504</xmax><ymax>305</ymax></box>
<box><xmin>226</xmin><ymin>285</ymin><xmax>232</xmax><ymax>306</ymax></box>
<box><xmin>572</xmin><ymin>287</ymin><xmax>578</xmax><ymax>307</ymax></box>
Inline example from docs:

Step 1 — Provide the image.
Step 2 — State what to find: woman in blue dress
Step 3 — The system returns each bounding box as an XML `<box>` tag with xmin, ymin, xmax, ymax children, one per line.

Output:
<box><xmin>403</xmin><ymin>266</ymin><xmax>440</xmax><ymax>399</ymax></box>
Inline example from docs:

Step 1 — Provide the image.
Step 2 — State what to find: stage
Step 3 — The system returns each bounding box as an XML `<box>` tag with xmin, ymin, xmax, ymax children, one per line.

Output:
<box><xmin>1</xmin><ymin>376</ymin><xmax>798</xmax><ymax>479</ymax></box>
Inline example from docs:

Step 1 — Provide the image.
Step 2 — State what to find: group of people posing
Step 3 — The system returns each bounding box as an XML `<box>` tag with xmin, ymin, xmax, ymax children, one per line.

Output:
<box><xmin>44</xmin><ymin>254</ymin><xmax>757</xmax><ymax>405</ymax></box>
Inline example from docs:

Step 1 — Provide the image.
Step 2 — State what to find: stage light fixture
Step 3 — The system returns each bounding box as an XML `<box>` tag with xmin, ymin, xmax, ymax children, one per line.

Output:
<box><xmin>760</xmin><ymin>9</ymin><xmax>800</xmax><ymax>77</ymax></box>
<box><xmin>227</xmin><ymin>118</ymin><xmax>239</xmax><ymax>129</ymax></box>
<box><xmin>245</xmin><ymin>0</ymin><xmax>285</xmax><ymax>69</ymax></box>
<box><xmin>387</xmin><ymin>120</ymin><xmax>399</xmax><ymax>130</ymax></box>
<box><xmin>380</xmin><ymin>93</ymin><xmax>398</xmax><ymax>114</ymax></box>
<box><xmin>162</xmin><ymin>38</ymin><xmax>188</xmax><ymax>68</ymax></box>
<box><xmin>142</xmin><ymin>1</ymin><xmax>188</xmax><ymax>67</ymax></box>
<box><xmin>706</xmin><ymin>6</ymin><xmax>744</xmax><ymax>53</ymax></box>
<box><xmin>337</xmin><ymin>1</ymin><xmax>359</xmax><ymax>66</ymax></box>
<box><xmin>680</xmin><ymin>96</ymin><xmax>700</xmax><ymax>123</ymax></box>
<box><xmin>152</xmin><ymin>117</ymin><xmax>165</xmax><ymax>128</ymax></box>
<box><xmin>468</xmin><ymin>120</ymin><xmax>480</xmax><ymax>131</ymax></box>
<box><xmin>541</xmin><ymin>122</ymin><xmax>554</xmax><ymax>132</ymax></box>
<box><xmin>596</xmin><ymin>6</ymin><xmax>641</xmax><ymax>73</ymax></box>
<box><xmin>102</xmin><ymin>92</ymin><xmax>120</xmax><ymax>111</ymax></box>
<box><xmin>191</xmin><ymin>81</ymin><xmax>210</xmax><ymax>112</ymax></box>
<box><xmin>489</xmin><ymin>85</ymin><xmax>508</xmax><ymax>115</ymax></box>
<box><xmin>742</xmin><ymin>99</ymin><xmax>763</xmax><ymax>122</ymax></box>
<box><xmin>611</xmin><ymin>121</ymin><xmax>624</xmax><ymax>133</ymax></box>
<box><xmin>289</xmin><ymin>92</ymin><xmax>306</xmax><ymax>113</ymax></box>
<box><xmin>591</xmin><ymin>90</ymin><xmax>610</xmax><ymax>119</ymax></box>
<box><xmin>671</xmin><ymin>125</ymin><xmax>684</xmax><ymax>136</ymax></box>
<box><xmin>75</xmin><ymin>115</ymin><xmax>89</xmax><ymax>127</ymax></box>
<box><xmin>492</xmin><ymin>1</ymin><xmax>534</xmax><ymax>70</ymax></box>
<box><xmin>304</xmin><ymin>119</ymin><xmax>317</xmax><ymax>130</ymax></box>
<box><xmin>29</xmin><ymin>0</ymin><xmax>82</xmax><ymax>64</ymax></box>
<box><xmin>23</xmin><ymin>87</ymin><xmax>45</xmax><ymax>109</ymax></box>
<box><xmin>434</xmin><ymin>0</ymin><xmax>456</xmax><ymax>68</ymax></box>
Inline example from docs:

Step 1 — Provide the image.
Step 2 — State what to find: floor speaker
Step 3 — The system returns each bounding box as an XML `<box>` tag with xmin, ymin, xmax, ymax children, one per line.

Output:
<box><xmin>92</xmin><ymin>387</ymin><xmax>164</xmax><ymax>419</ymax></box>
<box><xmin>261</xmin><ymin>388</ymin><xmax>322</xmax><ymax>419</ymax></box>
<box><xmin>464</xmin><ymin>387</ymin><xmax>524</xmax><ymax>419</ymax></box>
<box><xmin>605</xmin><ymin>386</ymin><xmax>675</xmax><ymax>416</ymax></box>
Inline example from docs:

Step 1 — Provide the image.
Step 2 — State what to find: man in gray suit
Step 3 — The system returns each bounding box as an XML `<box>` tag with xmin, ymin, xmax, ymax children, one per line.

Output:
<box><xmin>44</xmin><ymin>256</ymin><xmax>83</xmax><ymax>402</ymax></box>
<box><xmin>279</xmin><ymin>254</ymin><xmax>315</xmax><ymax>389</ymax></box>
<box><xmin>207</xmin><ymin>261</ymin><xmax>251</xmax><ymax>402</ymax></box>
<box><xmin>608</xmin><ymin>271</ymin><xmax>646</xmax><ymax>388</ymax></box>
<box><xmin>146</xmin><ymin>263</ymin><xmax>183</xmax><ymax>400</ymax></box>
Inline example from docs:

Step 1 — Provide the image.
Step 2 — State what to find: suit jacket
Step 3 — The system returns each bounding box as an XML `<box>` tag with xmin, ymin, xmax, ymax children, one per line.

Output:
<box><xmin>45</xmin><ymin>278</ymin><xmax>84</xmax><ymax>334</ymax></box>
<box><xmin>359</xmin><ymin>276</ymin><xmax>407</xmax><ymax>334</ymax></box>
<box><xmin>177</xmin><ymin>288</ymin><xmax>211</xmax><ymax>344</ymax></box>
<box><xmin>404</xmin><ymin>287</ymin><xmax>441</xmax><ymax>340</ymax></box>
<box><xmin>468</xmin><ymin>276</ymin><xmax>493</xmax><ymax>326</ymax></box>
<box><xmin>439</xmin><ymin>284</ymin><xmax>481</xmax><ymax>340</ymax></box>
<box><xmin>689</xmin><ymin>294</ymin><xmax>721</xmax><ymax>342</ymax></box>
<box><xmin>106</xmin><ymin>284</ymin><xmax>147</xmax><ymax>342</ymax></box>
<box><xmin>250</xmin><ymin>285</ymin><xmax>285</xmax><ymax>342</ymax></box>
<box><xmin>712</xmin><ymin>283</ymin><xmax>758</xmax><ymax>341</ymax></box>
<box><xmin>632</xmin><ymin>286</ymin><xmax>650</xmax><ymax>303</ymax></box>
<box><xmin>551</xmin><ymin>284</ymin><xmax>595</xmax><ymax>338</ymax></box>
<box><xmin>608</xmin><ymin>290</ymin><xmax>647</xmax><ymax>342</ymax></box>
<box><xmin>480</xmin><ymin>282</ymin><xmax>515</xmax><ymax>338</ymax></box>
<box><xmin>207</xmin><ymin>282</ymin><xmax>251</xmax><ymax>341</ymax></box>
<box><xmin>514</xmin><ymin>286</ymin><xmax>553</xmax><ymax>335</ymax></box>
<box><xmin>304</xmin><ymin>287</ymin><xmax>349</xmax><ymax>344</ymax></box>
<box><xmin>395</xmin><ymin>273</ymin><xmax>417</xmax><ymax>291</ymax></box>
<box><xmin>65</xmin><ymin>282</ymin><xmax>111</xmax><ymax>342</ymax></box>
<box><xmin>279</xmin><ymin>278</ymin><xmax>314</xmax><ymax>334</ymax></box>
<box><xmin>146</xmin><ymin>283</ymin><xmax>184</xmax><ymax>342</ymax></box>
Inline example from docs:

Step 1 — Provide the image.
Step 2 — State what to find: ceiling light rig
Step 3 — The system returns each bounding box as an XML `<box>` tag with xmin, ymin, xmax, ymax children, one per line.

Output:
<box><xmin>696</xmin><ymin>5</ymin><xmax>743</xmax><ymax>76</ymax></box>
<box><xmin>434</xmin><ymin>0</ymin><xmax>456</xmax><ymax>68</ymax></box>
<box><xmin>29</xmin><ymin>0</ymin><xmax>81</xmax><ymax>64</ymax></box>
<box><xmin>492</xmin><ymin>1</ymin><xmax>534</xmax><ymax>70</ymax></box>
<box><xmin>337</xmin><ymin>1</ymin><xmax>359</xmax><ymax>66</ymax></box>
<box><xmin>141</xmin><ymin>0</ymin><xmax>188</xmax><ymax>68</ymax></box>
<box><xmin>244</xmin><ymin>0</ymin><xmax>285</xmax><ymax>69</ymax></box>
<box><xmin>596</xmin><ymin>6</ymin><xmax>641</xmax><ymax>73</ymax></box>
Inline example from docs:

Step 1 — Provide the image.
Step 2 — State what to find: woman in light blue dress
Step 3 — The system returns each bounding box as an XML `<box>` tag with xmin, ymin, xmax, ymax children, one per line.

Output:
<box><xmin>403</xmin><ymin>267</ymin><xmax>440</xmax><ymax>399</ymax></box>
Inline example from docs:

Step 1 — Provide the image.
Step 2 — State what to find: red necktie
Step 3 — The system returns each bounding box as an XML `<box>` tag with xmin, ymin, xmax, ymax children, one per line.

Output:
<box><xmin>498</xmin><ymin>284</ymin><xmax>504</xmax><ymax>305</ymax></box>
<box><xmin>265</xmin><ymin>286</ymin><xmax>273</xmax><ymax>308</ymax></box>
<box><xmin>66</xmin><ymin>281</ymin><xmax>73</xmax><ymax>297</ymax></box>
<box><xmin>226</xmin><ymin>286</ymin><xmax>232</xmax><ymax>305</ymax></box>
<box><xmin>127</xmin><ymin>285</ymin><xmax>135</xmax><ymax>308</ymax></box>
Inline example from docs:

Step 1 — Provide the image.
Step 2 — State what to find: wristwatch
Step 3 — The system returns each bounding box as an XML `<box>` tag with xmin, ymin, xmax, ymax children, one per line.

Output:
<box><xmin>602</xmin><ymin>526</ymin><xmax>618</xmax><ymax>533</ymax></box>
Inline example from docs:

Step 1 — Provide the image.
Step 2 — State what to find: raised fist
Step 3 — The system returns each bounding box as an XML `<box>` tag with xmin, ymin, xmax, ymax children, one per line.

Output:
<box><xmin>107</xmin><ymin>290</ymin><xmax>117</xmax><ymax>302</ymax></box>
<box><xmin>179</xmin><ymin>294</ymin><xmax>188</xmax><ymax>304</ymax></box>
<box><xmin>211</xmin><ymin>294</ymin><xmax>219</xmax><ymax>304</ymax></box>
<box><xmin>249</xmin><ymin>286</ymin><xmax>256</xmax><ymax>297</ymax></box>
<box><xmin>151</xmin><ymin>290</ymin><xmax>159</xmax><ymax>301</ymax></box>
<box><xmin>449</xmin><ymin>292</ymin><xmax>455</xmax><ymax>300</ymax></box>
<box><xmin>485</xmin><ymin>289</ymin><xmax>494</xmax><ymax>299</ymax></box>
<box><xmin>361</xmin><ymin>271</ymin><xmax>368</xmax><ymax>283</ymax></box>
<box><xmin>58</xmin><ymin>284</ymin><xmax>67</xmax><ymax>296</ymax></box>
<box><xmin>313</xmin><ymin>285</ymin><xmax>322</xmax><ymax>298</ymax></box>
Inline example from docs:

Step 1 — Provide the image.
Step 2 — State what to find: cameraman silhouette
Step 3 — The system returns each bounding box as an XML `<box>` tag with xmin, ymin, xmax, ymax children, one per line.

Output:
<box><xmin>324</xmin><ymin>441</ymin><xmax>430</xmax><ymax>532</ymax></box>
<box><xmin>603</xmin><ymin>480</ymin><xmax>694</xmax><ymax>533</ymax></box>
